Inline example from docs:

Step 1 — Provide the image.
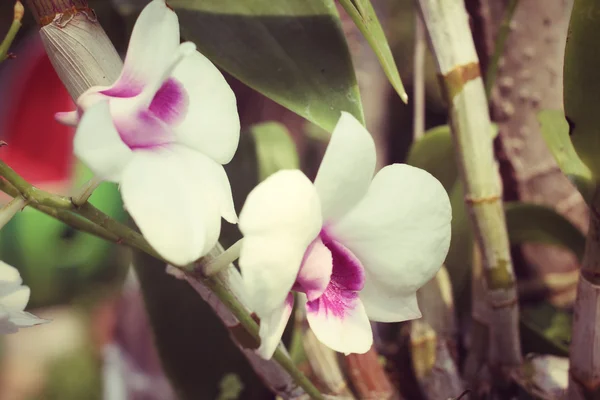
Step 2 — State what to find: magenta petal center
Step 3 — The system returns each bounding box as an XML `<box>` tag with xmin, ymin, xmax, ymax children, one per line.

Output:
<box><xmin>103</xmin><ymin>77</ymin><xmax>188</xmax><ymax>150</ymax></box>
<box><xmin>295</xmin><ymin>229</ymin><xmax>365</xmax><ymax>318</ymax></box>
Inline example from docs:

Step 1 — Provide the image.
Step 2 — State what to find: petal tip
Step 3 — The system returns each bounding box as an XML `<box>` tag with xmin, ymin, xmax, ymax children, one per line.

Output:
<box><xmin>55</xmin><ymin>111</ymin><xmax>79</xmax><ymax>127</ymax></box>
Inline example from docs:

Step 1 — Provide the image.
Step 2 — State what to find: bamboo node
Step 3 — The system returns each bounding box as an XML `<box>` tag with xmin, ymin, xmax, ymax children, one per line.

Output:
<box><xmin>464</xmin><ymin>194</ymin><xmax>501</xmax><ymax>204</ymax></box>
<box><xmin>439</xmin><ymin>62</ymin><xmax>482</xmax><ymax>101</ymax></box>
<box><xmin>488</xmin><ymin>297</ymin><xmax>518</xmax><ymax>310</ymax></box>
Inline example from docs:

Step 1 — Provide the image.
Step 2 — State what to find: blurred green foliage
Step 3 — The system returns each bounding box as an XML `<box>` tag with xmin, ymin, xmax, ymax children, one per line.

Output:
<box><xmin>0</xmin><ymin>163</ymin><xmax>127</xmax><ymax>308</ymax></box>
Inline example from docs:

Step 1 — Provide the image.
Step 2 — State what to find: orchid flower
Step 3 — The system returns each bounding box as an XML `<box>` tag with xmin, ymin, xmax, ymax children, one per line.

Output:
<box><xmin>56</xmin><ymin>0</ymin><xmax>240</xmax><ymax>266</ymax></box>
<box><xmin>238</xmin><ymin>112</ymin><xmax>452</xmax><ymax>358</ymax></box>
<box><xmin>0</xmin><ymin>261</ymin><xmax>46</xmax><ymax>334</ymax></box>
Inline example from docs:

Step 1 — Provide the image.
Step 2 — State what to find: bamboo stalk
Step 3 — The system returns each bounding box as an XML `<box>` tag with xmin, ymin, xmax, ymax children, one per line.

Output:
<box><xmin>411</xmin><ymin>267</ymin><xmax>464</xmax><ymax>400</ymax></box>
<box><xmin>415</xmin><ymin>0</ymin><xmax>522</xmax><ymax>375</ymax></box>
<box><xmin>568</xmin><ymin>188</ymin><xmax>600</xmax><ymax>399</ymax></box>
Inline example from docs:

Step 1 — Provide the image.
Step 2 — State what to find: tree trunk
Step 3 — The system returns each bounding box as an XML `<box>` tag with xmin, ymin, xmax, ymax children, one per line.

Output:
<box><xmin>481</xmin><ymin>0</ymin><xmax>585</xmax><ymax>305</ymax></box>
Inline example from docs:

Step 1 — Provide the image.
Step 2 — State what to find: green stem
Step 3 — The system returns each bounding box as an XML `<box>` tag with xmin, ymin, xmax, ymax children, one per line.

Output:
<box><xmin>0</xmin><ymin>2</ymin><xmax>23</xmax><ymax>63</ymax></box>
<box><xmin>0</xmin><ymin>160</ymin><xmax>323</xmax><ymax>399</ymax></box>
<box><xmin>484</xmin><ymin>0</ymin><xmax>519</xmax><ymax>99</ymax></box>
<box><xmin>202</xmin><ymin>238</ymin><xmax>243</xmax><ymax>276</ymax></box>
<box><xmin>71</xmin><ymin>175</ymin><xmax>103</xmax><ymax>206</ymax></box>
<box><xmin>0</xmin><ymin>196</ymin><xmax>26</xmax><ymax>229</ymax></box>
<box><xmin>0</xmin><ymin>162</ymin><xmax>72</xmax><ymax>208</ymax></box>
<box><xmin>0</xmin><ymin>179</ymin><xmax>118</xmax><ymax>242</ymax></box>
<box><xmin>201</xmin><ymin>274</ymin><xmax>323</xmax><ymax>399</ymax></box>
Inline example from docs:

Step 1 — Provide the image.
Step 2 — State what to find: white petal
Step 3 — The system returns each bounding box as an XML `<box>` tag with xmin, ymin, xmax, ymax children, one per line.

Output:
<box><xmin>8</xmin><ymin>310</ymin><xmax>48</xmax><ymax>327</ymax></box>
<box><xmin>257</xmin><ymin>293</ymin><xmax>294</xmax><ymax>360</ymax></box>
<box><xmin>117</xmin><ymin>0</ymin><xmax>179</xmax><ymax>88</ymax></box>
<box><xmin>171</xmin><ymin>144</ymin><xmax>237</xmax><ymax>224</ymax></box>
<box><xmin>314</xmin><ymin>112</ymin><xmax>376</xmax><ymax>222</ymax></box>
<box><xmin>295</xmin><ymin>236</ymin><xmax>333</xmax><ymax>301</ymax></box>
<box><xmin>358</xmin><ymin>286</ymin><xmax>422</xmax><ymax>322</ymax></box>
<box><xmin>73</xmin><ymin>101</ymin><xmax>134</xmax><ymax>182</ymax></box>
<box><xmin>171</xmin><ymin>51</ymin><xmax>240</xmax><ymax>165</ymax></box>
<box><xmin>238</xmin><ymin>170</ymin><xmax>322</xmax><ymax>318</ymax></box>
<box><xmin>0</xmin><ymin>261</ymin><xmax>21</xmax><ymax>285</ymax></box>
<box><xmin>120</xmin><ymin>148</ymin><xmax>222</xmax><ymax>266</ymax></box>
<box><xmin>1</xmin><ymin>286</ymin><xmax>29</xmax><ymax>312</ymax></box>
<box><xmin>0</xmin><ymin>319</ymin><xmax>17</xmax><ymax>334</ymax></box>
<box><xmin>306</xmin><ymin>295</ymin><xmax>372</xmax><ymax>355</ymax></box>
<box><xmin>330</xmin><ymin>164</ymin><xmax>452</xmax><ymax>322</ymax></box>
<box><xmin>55</xmin><ymin>110</ymin><xmax>79</xmax><ymax>126</ymax></box>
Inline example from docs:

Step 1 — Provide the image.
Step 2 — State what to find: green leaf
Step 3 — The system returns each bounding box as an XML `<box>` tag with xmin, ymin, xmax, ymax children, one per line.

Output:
<box><xmin>250</xmin><ymin>122</ymin><xmax>299</xmax><ymax>182</ymax></box>
<box><xmin>444</xmin><ymin>181</ymin><xmax>473</xmax><ymax>310</ymax></box>
<box><xmin>520</xmin><ymin>302</ymin><xmax>572</xmax><ymax>357</ymax></box>
<box><xmin>338</xmin><ymin>0</ymin><xmax>407</xmax><ymax>102</ymax></box>
<box><xmin>536</xmin><ymin>109</ymin><xmax>594</xmax><ymax>202</ymax></box>
<box><xmin>564</xmin><ymin>0</ymin><xmax>600</xmax><ymax>179</ymax></box>
<box><xmin>406</xmin><ymin>124</ymin><xmax>498</xmax><ymax>193</ymax></box>
<box><xmin>172</xmin><ymin>0</ymin><xmax>364</xmax><ymax>132</ymax></box>
<box><xmin>504</xmin><ymin>202</ymin><xmax>585</xmax><ymax>261</ymax></box>
<box><xmin>406</xmin><ymin>125</ymin><xmax>456</xmax><ymax>192</ymax></box>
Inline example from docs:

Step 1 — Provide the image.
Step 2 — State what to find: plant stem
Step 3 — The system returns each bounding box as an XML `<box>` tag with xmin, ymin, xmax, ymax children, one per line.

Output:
<box><xmin>25</xmin><ymin>0</ymin><xmax>89</xmax><ymax>26</ymax></box>
<box><xmin>199</xmin><ymin>268</ymin><xmax>323</xmax><ymax>399</ymax></box>
<box><xmin>411</xmin><ymin>267</ymin><xmax>464</xmax><ymax>400</ymax></box>
<box><xmin>24</xmin><ymin>1</ymin><xmax>322</xmax><ymax>395</ymax></box>
<box><xmin>413</xmin><ymin>13</ymin><xmax>426</xmax><ymax>141</ymax></box>
<box><xmin>0</xmin><ymin>161</ymin><xmax>72</xmax><ymax>209</ymax></box>
<box><xmin>568</xmin><ymin>187</ymin><xmax>600</xmax><ymax>399</ymax></box>
<box><xmin>294</xmin><ymin>296</ymin><xmax>355</xmax><ymax>398</ymax></box>
<box><xmin>202</xmin><ymin>238</ymin><xmax>244</xmax><ymax>276</ymax></box>
<box><xmin>415</xmin><ymin>0</ymin><xmax>522</xmax><ymax>375</ymax></box>
<box><xmin>0</xmin><ymin>1</ymin><xmax>24</xmax><ymax>63</ymax></box>
<box><xmin>0</xmin><ymin>196</ymin><xmax>27</xmax><ymax>229</ymax></box>
<box><xmin>71</xmin><ymin>175</ymin><xmax>103</xmax><ymax>206</ymax></box>
<box><xmin>0</xmin><ymin>162</ymin><xmax>323</xmax><ymax>399</ymax></box>
<box><xmin>0</xmin><ymin>178</ymin><xmax>130</xmax><ymax>247</ymax></box>
<box><xmin>484</xmin><ymin>0</ymin><xmax>519</xmax><ymax>99</ymax></box>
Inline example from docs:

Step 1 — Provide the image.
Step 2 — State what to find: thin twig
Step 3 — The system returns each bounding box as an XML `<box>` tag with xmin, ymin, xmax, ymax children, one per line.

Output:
<box><xmin>0</xmin><ymin>179</ymin><xmax>119</xmax><ymax>242</ymax></box>
<box><xmin>294</xmin><ymin>297</ymin><xmax>355</xmax><ymax>398</ymax></box>
<box><xmin>0</xmin><ymin>1</ymin><xmax>24</xmax><ymax>63</ymax></box>
<box><xmin>180</xmin><ymin>248</ymin><xmax>312</xmax><ymax>400</ymax></box>
<box><xmin>0</xmin><ymin>196</ymin><xmax>27</xmax><ymax>228</ymax></box>
<box><xmin>411</xmin><ymin>267</ymin><xmax>465</xmax><ymax>400</ymax></box>
<box><xmin>413</xmin><ymin>13</ymin><xmax>426</xmax><ymax>141</ymax></box>
<box><xmin>203</xmin><ymin>238</ymin><xmax>244</xmax><ymax>276</ymax></box>
<box><xmin>0</xmin><ymin>161</ymin><xmax>323</xmax><ymax>399</ymax></box>
<box><xmin>71</xmin><ymin>175</ymin><xmax>103</xmax><ymax>206</ymax></box>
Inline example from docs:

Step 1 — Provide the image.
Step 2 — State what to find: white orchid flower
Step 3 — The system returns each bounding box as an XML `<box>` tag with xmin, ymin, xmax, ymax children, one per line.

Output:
<box><xmin>56</xmin><ymin>0</ymin><xmax>240</xmax><ymax>266</ymax></box>
<box><xmin>238</xmin><ymin>112</ymin><xmax>452</xmax><ymax>359</ymax></box>
<box><xmin>0</xmin><ymin>261</ymin><xmax>47</xmax><ymax>334</ymax></box>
